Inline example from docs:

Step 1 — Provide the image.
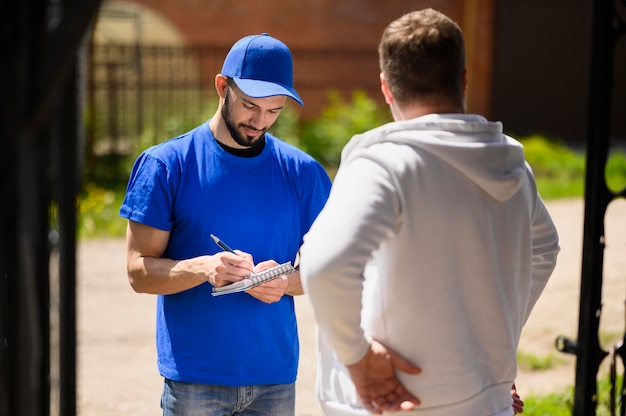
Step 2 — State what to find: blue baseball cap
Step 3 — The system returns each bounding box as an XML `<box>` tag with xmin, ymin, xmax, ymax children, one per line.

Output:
<box><xmin>221</xmin><ymin>33</ymin><xmax>303</xmax><ymax>106</ymax></box>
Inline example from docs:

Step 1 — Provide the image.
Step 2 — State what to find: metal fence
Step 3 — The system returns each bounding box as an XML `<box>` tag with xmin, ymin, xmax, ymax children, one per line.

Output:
<box><xmin>85</xmin><ymin>42</ymin><xmax>379</xmax><ymax>184</ymax></box>
<box><xmin>86</xmin><ymin>43</ymin><xmax>225</xmax><ymax>181</ymax></box>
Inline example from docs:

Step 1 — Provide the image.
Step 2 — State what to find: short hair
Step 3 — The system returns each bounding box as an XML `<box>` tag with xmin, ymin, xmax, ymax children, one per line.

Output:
<box><xmin>378</xmin><ymin>9</ymin><xmax>466</xmax><ymax>107</ymax></box>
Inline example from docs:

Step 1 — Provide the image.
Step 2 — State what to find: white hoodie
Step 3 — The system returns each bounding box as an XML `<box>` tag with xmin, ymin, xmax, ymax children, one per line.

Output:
<box><xmin>300</xmin><ymin>114</ymin><xmax>560</xmax><ymax>416</ymax></box>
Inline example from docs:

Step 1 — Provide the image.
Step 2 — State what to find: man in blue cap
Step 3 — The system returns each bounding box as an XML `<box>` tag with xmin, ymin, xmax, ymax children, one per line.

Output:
<box><xmin>119</xmin><ymin>33</ymin><xmax>331</xmax><ymax>415</ymax></box>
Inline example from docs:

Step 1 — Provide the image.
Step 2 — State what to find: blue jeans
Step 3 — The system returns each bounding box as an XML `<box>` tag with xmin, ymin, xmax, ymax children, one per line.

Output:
<box><xmin>161</xmin><ymin>379</ymin><xmax>296</xmax><ymax>416</ymax></box>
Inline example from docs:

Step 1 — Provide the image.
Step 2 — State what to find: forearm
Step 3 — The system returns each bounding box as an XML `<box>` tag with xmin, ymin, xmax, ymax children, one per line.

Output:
<box><xmin>285</xmin><ymin>270</ymin><xmax>304</xmax><ymax>296</ymax></box>
<box><xmin>128</xmin><ymin>256</ymin><xmax>206</xmax><ymax>295</ymax></box>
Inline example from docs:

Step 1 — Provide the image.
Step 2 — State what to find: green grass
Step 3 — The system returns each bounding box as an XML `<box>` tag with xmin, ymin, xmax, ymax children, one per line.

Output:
<box><xmin>524</xmin><ymin>373</ymin><xmax>623</xmax><ymax>415</ymax></box>
<box><xmin>517</xmin><ymin>350</ymin><xmax>567</xmax><ymax>371</ymax></box>
<box><xmin>524</xmin><ymin>386</ymin><xmax>574</xmax><ymax>415</ymax></box>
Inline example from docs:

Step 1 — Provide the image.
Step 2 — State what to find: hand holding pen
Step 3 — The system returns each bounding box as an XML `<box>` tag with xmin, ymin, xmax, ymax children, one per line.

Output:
<box><xmin>209</xmin><ymin>234</ymin><xmax>256</xmax><ymax>284</ymax></box>
<box><xmin>211</xmin><ymin>234</ymin><xmax>295</xmax><ymax>303</ymax></box>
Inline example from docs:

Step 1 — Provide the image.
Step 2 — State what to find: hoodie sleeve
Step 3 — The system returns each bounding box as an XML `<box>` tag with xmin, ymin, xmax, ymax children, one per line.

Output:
<box><xmin>300</xmin><ymin>154</ymin><xmax>399</xmax><ymax>365</ymax></box>
<box><xmin>524</xmin><ymin>190</ymin><xmax>560</xmax><ymax>324</ymax></box>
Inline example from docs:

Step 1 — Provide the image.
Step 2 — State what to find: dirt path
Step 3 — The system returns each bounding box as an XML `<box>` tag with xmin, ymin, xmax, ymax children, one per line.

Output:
<box><xmin>77</xmin><ymin>198</ymin><xmax>626</xmax><ymax>415</ymax></box>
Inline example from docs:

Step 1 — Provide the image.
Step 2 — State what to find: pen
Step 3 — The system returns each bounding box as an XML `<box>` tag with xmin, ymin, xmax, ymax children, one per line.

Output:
<box><xmin>210</xmin><ymin>234</ymin><xmax>236</xmax><ymax>254</ymax></box>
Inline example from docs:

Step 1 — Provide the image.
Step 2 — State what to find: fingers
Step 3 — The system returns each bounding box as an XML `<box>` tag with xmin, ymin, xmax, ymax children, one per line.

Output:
<box><xmin>511</xmin><ymin>384</ymin><xmax>524</xmax><ymax>414</ymax></box>
<box><xmin>234</xmin><ymin>250</ymin><xmax>255</xmax><ymax>269</ymax></box>
<box><xmin>252</xmin><ymin>259</ymin><xmax>279</xmax><ymax>273</ymax></box>
<box><xmin>209</xmin><ymin>252</ymin><xmax>254</xmax><ymax>286</ymax></box>
<box><xmin>229</xmin><ymin>253</ymin><xmax>255</xmax><ymax>274</ymax></box>
<box><xmin>389</xmin><ymin>348</ymin><xmax>422</xmax><ymax>375</ymax></box>
<box><xmin>361</xmin><ymin>385</ymin><xmax>420</xmax><ymax>414</ymax></box>
<box><xmin>374</xmin><ymin>386</ymin><xmax>420</xmax><ymax>412</ymax></box>
<box><xmin>245</xmin><ymin>275</ymin><xmax>288</xmax><ymax>303</ymax></box>
<box><xmin>348</xmin><ymin>341</ymin><xmax>421</xmax><ymax>414</ymax></box>
<box><xmin>370</xmin><ymin>340</ymin><xmax>421</xmax><ymax>376</ymax></box>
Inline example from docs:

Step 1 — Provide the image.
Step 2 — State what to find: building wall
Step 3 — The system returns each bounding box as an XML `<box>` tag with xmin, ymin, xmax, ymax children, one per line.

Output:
<box><xmin>127</xmin><ymin>0</ymin><xmax>464</xmax><ymax>48</ymax></box>
<box><xmin>100</xmin><ymin>0</ymin><xmax>495</xmax><ymax>119</ymax></box>
<box><xmin>492</xmin><ymin>0</ymin><xmax>626</xmax><ymax>143</ymax></box>
<box><xmin>96</xmin><ymin>0</ymin><xmax>626</xmax><ymax>142</ymax></box>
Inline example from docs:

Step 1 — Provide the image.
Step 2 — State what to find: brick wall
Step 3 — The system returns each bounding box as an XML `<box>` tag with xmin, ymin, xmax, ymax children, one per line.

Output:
<box><xmin>101</xmin><ymin>0</ymin><xmax>494</xmax><ymax>119</ymax></box>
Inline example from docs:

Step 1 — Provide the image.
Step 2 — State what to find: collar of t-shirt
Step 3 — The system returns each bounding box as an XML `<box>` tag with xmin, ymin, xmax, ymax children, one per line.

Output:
<box><xmin>215</xmin><ymin>136</ymin><xmax>266</xmax><ymax>158</ymax></box>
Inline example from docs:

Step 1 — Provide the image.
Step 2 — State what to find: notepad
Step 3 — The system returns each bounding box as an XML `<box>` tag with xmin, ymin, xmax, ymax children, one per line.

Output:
<box><xmin>211</xmin><ymin>262</ymin><xmax>296</xmax><ymax>296</ymax></box>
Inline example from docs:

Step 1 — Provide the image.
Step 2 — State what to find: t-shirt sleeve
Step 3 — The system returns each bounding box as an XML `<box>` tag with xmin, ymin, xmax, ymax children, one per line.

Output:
<box><xmin>119</xmin><ymin>152</ymin><xmax>175</xmax><ymax>231</ymax></box>
<box><xmin>299</xmin><ymin>161</ymin><xmax>332</xmax><ymax>241</ymax></box>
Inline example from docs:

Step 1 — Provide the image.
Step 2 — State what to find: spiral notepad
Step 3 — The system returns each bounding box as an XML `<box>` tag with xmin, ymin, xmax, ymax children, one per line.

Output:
<box><xmin>211</xmin><ymin>262</ymin><xmax>296</xmax><ymax>296</ymax></box>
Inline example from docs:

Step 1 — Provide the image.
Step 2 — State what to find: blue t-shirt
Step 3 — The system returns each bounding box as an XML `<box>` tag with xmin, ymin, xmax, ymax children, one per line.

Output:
<box><xmin>119</xmin><ymin>121</ymin><xmax>331</xmax><ymax>386</ymax></box>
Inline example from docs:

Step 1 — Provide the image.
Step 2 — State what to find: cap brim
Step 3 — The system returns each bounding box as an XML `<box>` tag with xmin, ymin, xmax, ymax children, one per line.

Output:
<box><xmin>232</xmin><ymin>78</ymin><xmax>304</xmax><ymax>106</ymax></box>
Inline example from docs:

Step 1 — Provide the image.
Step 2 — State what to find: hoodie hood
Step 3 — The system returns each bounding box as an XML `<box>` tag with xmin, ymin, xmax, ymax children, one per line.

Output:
<box><xmin>341</xmin><ymin>114</ymin><xmax>527</xmax><ymax>202</ymax></box>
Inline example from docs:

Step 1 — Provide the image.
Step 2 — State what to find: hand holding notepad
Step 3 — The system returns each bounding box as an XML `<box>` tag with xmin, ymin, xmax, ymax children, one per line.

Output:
<box><xmin>211</xmin><ymin>262</ymin><xmax>296</xmax><ymax>296</ymax></box>
<box><xmin>209</xmin><ymin>234</ymin><xmax>297</xmax><ymax>296</ymax></box>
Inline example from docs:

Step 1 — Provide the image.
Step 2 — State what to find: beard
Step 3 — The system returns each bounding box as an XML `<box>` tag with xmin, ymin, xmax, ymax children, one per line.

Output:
<box><xmin>221</xmin><ymin>92</ymin><xmax>267</xmax><ymax>147</ymax></box>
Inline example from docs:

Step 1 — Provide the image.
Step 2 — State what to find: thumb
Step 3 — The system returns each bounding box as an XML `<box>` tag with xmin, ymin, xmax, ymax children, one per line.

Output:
<box><xmin>389</xmin><ymin>348</ymin><xmax>421</xmax><ymax>375</ymax></box>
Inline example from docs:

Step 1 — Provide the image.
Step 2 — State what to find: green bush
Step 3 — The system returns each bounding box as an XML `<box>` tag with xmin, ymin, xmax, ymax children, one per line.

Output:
<box><xmin>269</xmin><ymin>101</ymin><xmax>302</xmax><ymax>147</ymax></box>
<box><xmin>519</xmin><ymin>135</ymin><xmax>586</xmax><ymax>199</ymax></box>
<box><xmin>605</xmin><ymin>150</ymin><xmax>626</xmax><ymax>194</ymax></box>
<box><xmin>78</xmin><ymin>183</ymin><xmax>127</xmax><ymax>239</ymax></box>
<box><xmin>298</xmin><ymin>90</ymin><xmax>392</xmax><ymax>166</ymax></box>
<box><xmin>78</xmin><ymin>90</ymin><xmax>626</xmax><ymax>238</ymax></box>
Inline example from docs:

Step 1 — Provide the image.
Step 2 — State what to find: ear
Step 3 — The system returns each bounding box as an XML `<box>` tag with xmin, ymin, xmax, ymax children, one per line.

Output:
<box><xmin>215</xmin><ymin>75</ymin><xmax>229</xmax><ymax>99</ymax></box>
<box><xmin>380</xmin><ymin>72</ymin><xmax>394</xmax><ymax>105</ymax></box>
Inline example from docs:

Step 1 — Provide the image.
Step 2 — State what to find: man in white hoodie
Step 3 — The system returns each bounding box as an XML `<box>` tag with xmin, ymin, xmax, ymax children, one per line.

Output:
<box><xmin>300</xmin><ymin>8</ymin><xmax>560</xmax><ymax>416</ymax></box>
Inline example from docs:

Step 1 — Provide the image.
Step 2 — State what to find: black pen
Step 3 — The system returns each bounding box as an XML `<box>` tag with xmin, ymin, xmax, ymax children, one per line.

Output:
<box><xmin>210</xmin><ymin>234</ymin><xmax>236</xmax><ymax>254</ymax></box>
